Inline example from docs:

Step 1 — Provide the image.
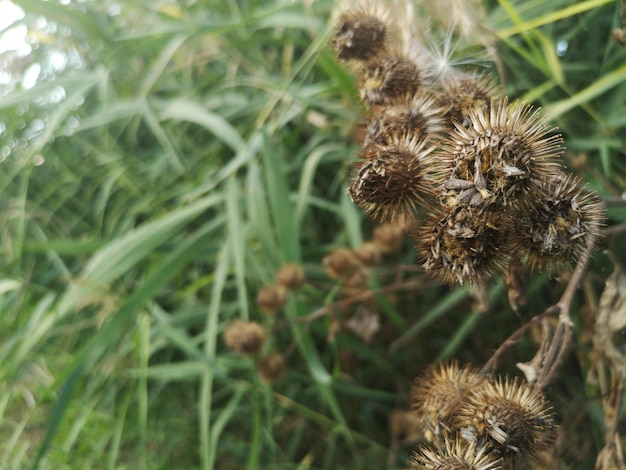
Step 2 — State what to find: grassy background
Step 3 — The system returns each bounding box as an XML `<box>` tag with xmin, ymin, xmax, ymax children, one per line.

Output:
<box><xmin>0</xmin><ymin>0</ymin><xmax>625</xmax><ymax>468</ymax></box>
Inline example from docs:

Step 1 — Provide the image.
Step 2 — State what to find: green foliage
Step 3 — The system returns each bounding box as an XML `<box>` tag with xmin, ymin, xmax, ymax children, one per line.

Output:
<box><xmin>0</xmin><ymin>0</ymin><xmax>624</xmax><ymax>469</ymax></box>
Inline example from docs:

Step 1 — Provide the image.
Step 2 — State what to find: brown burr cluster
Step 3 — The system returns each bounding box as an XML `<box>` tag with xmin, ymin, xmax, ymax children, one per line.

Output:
<box><xmin>411</xmin><ymin>361</ymin><xmax>556</xmax><ymax>469</ymax></box>
<box><xmin>331</xmin><ymin>2</ymin><xmax>604</xmax><ymax>286</ymax></box>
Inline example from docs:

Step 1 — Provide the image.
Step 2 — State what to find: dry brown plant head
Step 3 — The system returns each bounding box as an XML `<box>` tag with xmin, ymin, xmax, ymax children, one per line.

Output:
<box><xmin>256</xmin><ymin>284</ymin><xmax>287</xmax><ymax>315</ymax></box>
<box><xmin>365</xmin><ymin>91</ymin><xmax>445</xmax><ymax>145</ymax></box>
<box><xmin>223</xmin><ymin>320</ymin><xmax>266</xmax><ymax>356</ymax></box>
<box><xmin>417</xmin><ymin>206</ymin><xmax>504</xmax><ymax>285</ymax></box>
<box><xmin>411</xmin><ymin>361</ymin><xmax>484</xmax><ymax>441</ymax></box>
<box><xmin>440</xmin><ymin>99</ymin><xmax>563</xmax><ymax>211</ymax></box>
<box><xmin>331</xmin><ymin>4</ymin><xmax>390</xmax><ymax>62</ymax></box>
<box><xmin>349</xmin><ymin>132</ymin><xmax>439</xmax><ymax>222</ymax></box>
<box><xmin>510</xmin><ymin>173</ymin><xmax>604</xmax><ymax>275</ymax></box>
<box><xmin>410</xmin><ymin>437</ymin><xmax>503</xmax><ymax>470</ymax></box>
<box><xmin>437</xmin><ymin>71</ymin><xmax>500</xmax><ymax>128</ymax></box>
<box><xmin>257</xmin><ymin>352</ymin><xmax>285</xmax><ymax>383</ymax></box>
<box><xmin>275</xmin><ymin>263</ymin><xmax>305</xmax><ymax>290</ymax></box>
<box><xmin>359</xmin><ymin>51</ymin><xmax>422</xmax><ymax>106</ymax></box>
<box><xmin>456</xmin><ymin>377</ymin><xmax>556</xmax><ymax>468</ymax></box>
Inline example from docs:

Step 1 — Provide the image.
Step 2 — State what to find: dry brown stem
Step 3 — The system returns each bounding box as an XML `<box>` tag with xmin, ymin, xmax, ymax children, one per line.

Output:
<box><xmin>483</xmin><ymin>241</ymin><xmax>595</xmax><ymax>389</ymax></box>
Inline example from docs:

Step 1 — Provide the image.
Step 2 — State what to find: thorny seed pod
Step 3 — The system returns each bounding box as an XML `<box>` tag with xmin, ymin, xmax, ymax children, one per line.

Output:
<box><xmin>412</xmin><ymin>361</ymin><xmax>484</xmax><ymax>441</ymax></box>
<box><xmin>276</xmin><ymin>263</ymin><xmax>305</xmax><ymax>290</ymax></box>
<box><xmin>410</xmin><ymin>438</ymin><xmax>503</xmax><ymax>470</ymax></box>
<box><xmin>456</xmin><ymin>377</ymin><xmax>556</xmax><ymax>468</ymax></box>
<box><xmin>323</xmin><ymin>247</ymin><xmax>361</xmax><ymax>280</ymax></box>
<box><xmin>510</xmin><ymin>173</ymin><xmax>604</xmax><ymax>275</ymax></box>
<box><xmin>417</xmin><ymin>206</ymin><xmax>504</xmax><ymax>285</ymax></box>
<box><xmin>331</xmin><ymin>4</ymin><xmax>390</xmax><ymax>62</ymax></box>
<box><xmin>365</xmin><ymin>91</ymin><xmax>445</xmax><ymax>146</ymax></box>
<box><xmin>256</xmin><ymin>284</ymin><xmax>287</xmax><ymax>314</ymax></box>
<box><xmin>358</xmin><ymin>52</ymin><xmax>422</xmax><ymax>106</ymax></box>
<box><xmin>223</xmin><ymin>320</ymin><xmax>266</xmax><ymax>356</ymax></box>
<box><xmin>440</xmin><ymin>99</ymin><xmax>563</xmax><ymax>210</ymax></box>
<box><xmin>436</xmin><ymin>71</ymin><xmax>500</xmax><ymax>128</ymax></box>
<box><xmin>257</xmin><ymin>352</ymin><xmax>285</xmax><ymax>383</ymax></box>
<box><xmin>348</xmin><ymin>132</ymin><xmax>440</xmax><ymax>222</ymax></box>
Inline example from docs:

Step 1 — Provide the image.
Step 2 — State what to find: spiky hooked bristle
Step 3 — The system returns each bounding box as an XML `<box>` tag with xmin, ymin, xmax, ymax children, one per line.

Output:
<box><xmin>410</xmin><ymin>437</ymin><xmax>503</xmax><ymax>470</ymax></box>
<box><xmin>348</xmin><ymin>132</ymin><xmax>439</xmax><ymax>222</ymax></box>
<box><xmin>437</xmin><ymin>71</ymin><xmax>501</xmax><ymax>127</ymax></box>
<box><xmin>440</xmin><ymin>98</ymin><xmax>564</xmax><ymax>210</ymax></box>
<box><xmin>411</xmin><ymin>360</ymin><xmax>484</xmax><ymax>440</ymax></box>
<box><xmin>365</xmin><ymin>90</ymin><xmax>445</xmax><ymax>145</ymax></box>
<box><xmin>417</xmin><ymin>206</ymin><xmax>505</xmax><ymax>285</ymax></box>
<box><xmin>510</xmin><ymin>173</ymin><xmax>604</xmax><ymax>275</ymax></box>
<box><xmin>331</xmin><ymin>4</ymin><xmax>390</xmax><ymax>62</ymax></box>
<box><xmin>456</xmin><ymin>376</ymin><xmax>556</xmax><ymax>468</ymax></box>
<box><xmin>358</xmin><ymin>52</ymin><xmax>422</xmax><ymax>106</ymax></box>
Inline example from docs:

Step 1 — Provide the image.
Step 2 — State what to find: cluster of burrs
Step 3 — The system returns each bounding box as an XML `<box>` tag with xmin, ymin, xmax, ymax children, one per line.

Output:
<box><xmin>410</xmin><ymin>361</ymin><xmax>556</xmax><ymax>469</ymax></box>
<box><xmin>331</xmin><ymin>3</ymin><xmax>604</xmax><ymax>285</ymax></box>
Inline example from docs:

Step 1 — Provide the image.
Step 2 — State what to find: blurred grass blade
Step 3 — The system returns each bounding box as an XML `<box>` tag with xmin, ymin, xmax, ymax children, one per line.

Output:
<box><xmin>498</xmin><ymin>0</ymin><xmax>615</xmax><ymax>38</ymax></box>
<box><xmin>545</xmin><ymin>63</ymin><xmax>626</xmax><ymax>119</ymax></box>
<box><xmin>159</xmin><ymin>98</ymin><xmax>245</xmax><ymax>152</ymax></box>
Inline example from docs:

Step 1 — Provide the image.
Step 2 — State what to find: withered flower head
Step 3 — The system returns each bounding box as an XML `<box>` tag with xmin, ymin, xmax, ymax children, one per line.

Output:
<box><xmin>275</xmin><ymin>263</ymin><xmax>305</xmax><ymax>290</ymax></box>
<box><xmin>440</xmin><ymin>99</ymin><xmax>563</xmax><ymax>209</ymax></box>
<box><xmin>437</xmin><ymin>71</ymin><xmax>500</xmax><ymax>128</ymax></box>
<box><xmin>410</xmin><ymin>437</ymin><xmax>502</xmax><ymax>470</ymax></box>
<box><xmin>348</xmin><ymin>132</ymin><xmax>440</xmax><ymax>222</ymax></box>
<box><xmin>331</xmin><ymin>4</ymin><xmax>390</xmax><ymax>62</ymax></box>
<box><xmin>256</xmin><ymin>284</ymin><xmax>287</xmax><ymax>314</ymax></box>
<box><xmin>323</xmin><ymin>247</ymin><xmax>361</xmax><ymax>280</ymax></box>
<box><xmin>456</xmin><ymin>377</ymin><xmax>556</xmax><ymax>467</ymax></box>
<box><xmin>365</xmin><ymin>91</ymin><xmax>445</xmax><ymax>145</ymax></box>
<box><xmin>223</xmin><ymin>320</ymin><xmax>266</xmax><ymax>356</ymax></box>
<box><xmin>510</xmin><ymin>173</ymin><xmax>604</xmax><ymax>274</ymax></box>
<box><xmin>412</xmin><ymin>361</ymin><xmax>484</xmax><ymax>440</ymax></box>
<box><xmin>257</xmin><ymin>352</ymin><xmax>285</xmax><ymax>383</ymax></box>
<box><xmin>418</xmin><ymin>206</ymin><xmax>504</xmax><ymax>285</ymax></box>
<box><xmin>359</xmin><ymin>51</ymin><xmax>421</xmax><ymax>106</ymax></box>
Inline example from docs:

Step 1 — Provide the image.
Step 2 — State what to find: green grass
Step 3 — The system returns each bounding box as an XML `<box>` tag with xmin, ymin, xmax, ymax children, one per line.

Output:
<box><xmin>1</xmin><ymin>0</ymin><xmax>625</xmax><ymax>468</ymax></box>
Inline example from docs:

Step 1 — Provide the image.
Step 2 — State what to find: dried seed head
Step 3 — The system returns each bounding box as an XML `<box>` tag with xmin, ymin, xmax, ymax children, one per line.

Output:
<box><xmin>457</xmin><ymin>377</ymin><xmax>556</xmax><ymax>467</ymax></box>
<box><xmin>373</xmin><ymin>221</ymin><xmax>407</xmax><ymax>253</ymax></box>
<box><xmin>418</xmin><ymin>206</ymin><xmax>504</xmax><ymax>285</ymax></box>
<box><xmin>437</xmin><ymin>71</ymin><xmax>500</xmax><ymax>127</ymax></box>
<box><xmin>440</xmin><ymin>99</ymin><xmax>564</xmax><ymax>209</ymax></box>
<box><xmin>341</xmin><ymin>267</ymin><xmax>369</xmax><ymax>296</ymax></box>
<box><xmin>365</xmin><ymin>91</ymin><xmax>445</xmax><ymax>145</ymax></box>
<box><xmin>353</xmin><ymin>241</ymin><xmax>382</xmax><ymax>266</ymax></box>
<box><xmin>331</xmin><ymin>4</ymin><xmax>390</xmax><ymax>62</ymax></box>
<box><xmin>256</xmin><ymin>284</ymin><xmax>287</xmax><ymax>314</ymax></box>
<box><xmin>410</xmin><ymin>436</ymin><xmax>503</xmax><ymax>470</ymax></box>
<box><xmin>510</xmin><ymin>174</ymin><xmax>604</xmax><ymax>274</ymax></box>
<box><xmin>257</xmin><ymin>352</ymin><xmax>285</xmax><ymax>383</ymax></box>
<box><xmin>276</xmin><ymin>263</ymin><xmax>305</xmax><ymax>290</ymax></box>
<box><xmin>359</xmin><ymin>52</ymin><xmax>421</xmax><ymax>106</ymax></box>
<box><xmin>348</xmin><ymin>132</ymin><xmax>440</xmax><ymax>222</ymax></box>
<box><xmin>223</xmin><ymin>320</ymin><xmax>266</xmax><ymax>355</ymax></box>
<box><xmin>412</xmin><ymin>361</ymin><xmax>484</xmax><ymax>440</ymax></box>
<box><xmin>323</xmin><ymin>248</ymin><xmax>361</xmax><ymax>280</ymax></box>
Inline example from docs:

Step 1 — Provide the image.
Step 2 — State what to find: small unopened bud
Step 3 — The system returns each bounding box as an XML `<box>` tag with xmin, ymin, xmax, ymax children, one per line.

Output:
<box><xmin>257</xmin><ymin>353</ymin><xmax>285</xmax><ymax>383</ymax></box>
<box><xmin>223</xmin><ymin>320</ymin><xmax>266</xmax><ymax>355</ymax></box>
<box><xmin>276</xmin><ymin>263</ymin><xmax>305</xmax><ymax>290</ymax></box>
<box><xmin>323</xmin><ymin>248</ymin><xmax>360</xmax><ymax>280</ymax></box>
<box><xmin>256</xmin><ymin>284</ymin><xmax>286</xmax><ymax>314</ymax></box>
